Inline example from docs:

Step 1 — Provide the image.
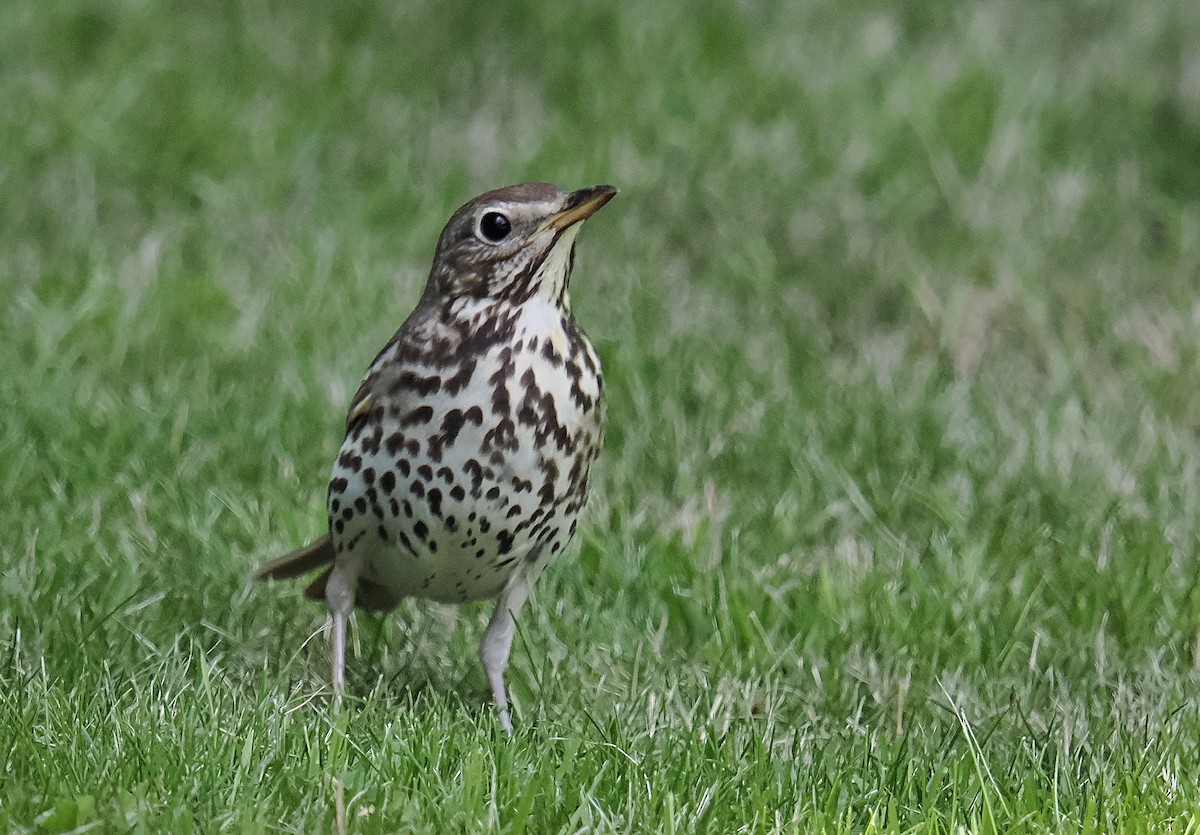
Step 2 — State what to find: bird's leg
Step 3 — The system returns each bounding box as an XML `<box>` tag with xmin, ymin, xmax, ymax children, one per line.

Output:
<box><xmin>325</xmin><ymin>561</ymin><xmax>359</xmax><ymax>710</ymax></box>
<box><xmin>480</xmin><ymin>566</ymin><xmax>537</xmax><ymax>733</ymax></box>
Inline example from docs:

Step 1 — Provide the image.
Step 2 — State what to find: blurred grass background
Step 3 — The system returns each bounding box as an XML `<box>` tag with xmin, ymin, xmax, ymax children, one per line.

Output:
<box><xmin>4</xmin><ymin>0</ymin><xmax>1200</xmax><ymax>830</ymax></box>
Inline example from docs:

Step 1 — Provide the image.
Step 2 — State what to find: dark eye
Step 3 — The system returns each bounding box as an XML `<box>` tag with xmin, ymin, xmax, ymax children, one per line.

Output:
<box><xmin>478</xmin><ymin>211</ymin><xmax>512</xmax><ymax>243</ymax></box>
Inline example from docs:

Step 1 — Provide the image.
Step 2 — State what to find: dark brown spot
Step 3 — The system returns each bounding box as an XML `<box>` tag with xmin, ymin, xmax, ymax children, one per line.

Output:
<box><xmin>431</xmin><ymin>409</ymin><xmax>468</xmax><ymax>459</ymax></box>
<box><xmin>464</xmin><ymin>459</ymin><xmax>484</xmax><ymax>497</ymax></box>
<box><xmin>441</xmin><ymin>360</ymin><xmax>476</xmax><ymax>395</ymax></box>
<box><xmin>539</xmin><ymin>460</ymin><xmax>559</xmax><ymax>504</ymax></box>
<box><xmin>390</xmin><ymin>371</ymin><xmax>441</xmax><ymax>397</ymax></box>
<box><xmin>489</xmin><ymin>350</ymin><xmax>514</xmax><ymax>416</ymax></box>
<box><xmin>400</xmin><ymin>405</ymin><xmax>434</xmax><ymax>427</ymax></box>
<box><xmin>361</xmin><ymin>425</ymin><xmax>383</xmax><ymax>455</ymax></box>
<box><xmin>483</xmin><ymin>418</ymin><xmax>517</xmax><ymax>453</ymax></box>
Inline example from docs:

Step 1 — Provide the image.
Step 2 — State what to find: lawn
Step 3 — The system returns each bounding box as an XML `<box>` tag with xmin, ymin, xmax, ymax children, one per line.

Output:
<box><xmin>4</xmin><ymin>0</ymin><xmax>1200</xmax><ymax>831</ymax></box>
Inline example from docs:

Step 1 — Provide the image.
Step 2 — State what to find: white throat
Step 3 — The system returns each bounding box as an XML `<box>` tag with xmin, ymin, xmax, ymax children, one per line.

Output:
<box><xmin>534</xmin><ymin>224</ymin><xmax>582</xmax><ymax>306</ymax></box>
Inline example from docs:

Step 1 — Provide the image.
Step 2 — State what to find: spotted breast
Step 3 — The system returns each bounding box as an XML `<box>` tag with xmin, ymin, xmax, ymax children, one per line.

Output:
<box><xmin>331</xmin><ymin>292</ymin><xmax>604</xmax><ymax>606</ymax></box>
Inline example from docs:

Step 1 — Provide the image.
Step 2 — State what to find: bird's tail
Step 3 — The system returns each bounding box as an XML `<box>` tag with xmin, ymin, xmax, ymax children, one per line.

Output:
<box><xmin>253</xmin><ymin>534</ymin><xmax>397</xmax><ymax>609</ymax></box>
<box><xmin>253</xmin><ymin>534</ymin><xmax>335</xmax><ymax>601</ymax></box>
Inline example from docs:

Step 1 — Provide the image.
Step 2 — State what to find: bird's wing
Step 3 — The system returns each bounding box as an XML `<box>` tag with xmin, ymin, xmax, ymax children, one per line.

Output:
<box><xmin>345</xmin><ymin>378</ymin><xmax>377</xmax><ymax>435</ymax></box>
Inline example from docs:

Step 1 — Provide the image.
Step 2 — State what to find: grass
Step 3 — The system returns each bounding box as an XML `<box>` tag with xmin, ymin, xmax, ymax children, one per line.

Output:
<box><xmin>4</xmin><ymin>0</ymin><xmax>1200</xmax><ymax>830</ymax></box>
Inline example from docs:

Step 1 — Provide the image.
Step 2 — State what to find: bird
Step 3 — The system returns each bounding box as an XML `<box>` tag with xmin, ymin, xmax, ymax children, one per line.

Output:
<box><xmin>255</xmin><ymin>182</ymin><xmax>615</xmax><ymax>732</ymax></box>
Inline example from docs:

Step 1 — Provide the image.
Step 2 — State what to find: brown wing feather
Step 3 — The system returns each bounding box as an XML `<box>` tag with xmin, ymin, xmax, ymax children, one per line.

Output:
<box><xmin>345</xmin><ymin>382</ymin><xmax>375</xmax><ymax>434</ymax></box>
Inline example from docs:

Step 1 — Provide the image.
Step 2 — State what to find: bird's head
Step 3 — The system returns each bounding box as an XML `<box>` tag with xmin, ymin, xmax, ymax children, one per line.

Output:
<box><xmin>425</xmin><ymin>182</ymin><xmax>616</xmax><ymax>308</ymax></box>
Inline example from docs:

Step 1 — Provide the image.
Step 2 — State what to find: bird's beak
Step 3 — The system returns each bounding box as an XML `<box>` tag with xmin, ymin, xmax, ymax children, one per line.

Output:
<box><xmin>538</xmin><ymin>184</ymin><xmax>617</xmax><ymax>234</ymax></box>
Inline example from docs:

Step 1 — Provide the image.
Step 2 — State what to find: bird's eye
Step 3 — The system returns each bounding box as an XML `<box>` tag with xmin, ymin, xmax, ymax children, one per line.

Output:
<box><xmin>478</xmin><ymin>211</ymin><xmax>512</xmax><ymax>243</ymax></box>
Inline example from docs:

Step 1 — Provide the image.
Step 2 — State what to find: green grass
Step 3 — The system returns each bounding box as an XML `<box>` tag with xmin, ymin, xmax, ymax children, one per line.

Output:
<box><xmin>4</xmin><ymin>0</ymin><xmax>1200</xmax><ymax>830</ymax></box>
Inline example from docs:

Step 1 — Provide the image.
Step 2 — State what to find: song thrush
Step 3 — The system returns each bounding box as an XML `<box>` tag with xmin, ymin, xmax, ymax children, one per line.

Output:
<box><xmin>255</xmin><ymin>182</ymin><xmax>615</xmax><ymax>732</ymax></box>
